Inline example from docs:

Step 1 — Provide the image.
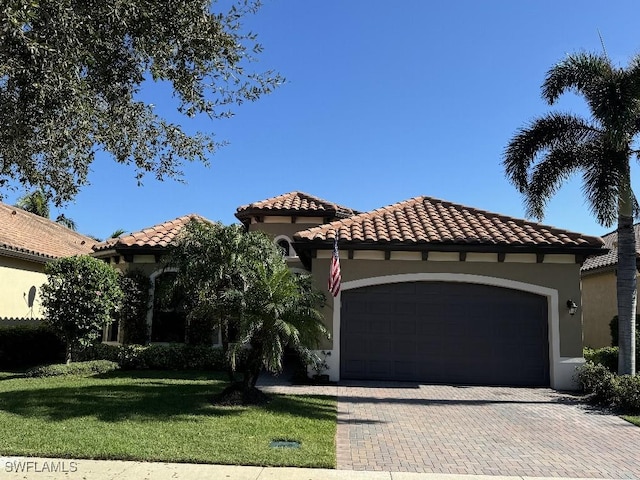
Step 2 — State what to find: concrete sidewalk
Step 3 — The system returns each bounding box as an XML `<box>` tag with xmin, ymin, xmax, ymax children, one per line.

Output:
<box><xmin>0</xmin><ymin>457</ymin><xmax>618</xmax><ymax>480</ymax></box>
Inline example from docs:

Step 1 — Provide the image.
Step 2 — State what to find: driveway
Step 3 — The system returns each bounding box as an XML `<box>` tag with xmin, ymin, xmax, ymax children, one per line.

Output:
<box><xmin>259</xmin><ymin>376</ymin><xmax>640</xmax><ymax>478</ymax></box>
<box><xmin>335</xmin><ymin>382</ymin><xmax>640</xmax><ymax>478</ymax></box>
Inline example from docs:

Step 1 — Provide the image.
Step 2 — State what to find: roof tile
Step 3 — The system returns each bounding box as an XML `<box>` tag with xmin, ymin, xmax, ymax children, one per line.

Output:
<box><xmin>0</xmin><ymin>203</ymin><xmax>94</xmax><ymax>260</ymax></box>
<box><xmin>581</xmin><ymin>224</ymin><xmax>640</xmax><ymax>272</ymax></box>
<box><xmin>294</xmin><ymin>196</ymin><xmax>604</xmax><ymax>249</ymax></box>
<box><xmin>235</xmin><ymin>191</ymin><xmax>358</xmax><ymax>219</ymax></box>
<box><xmin>92</xmin><ymin>214</ymin><xmax>209</xmax><ymax>252</ymax></box>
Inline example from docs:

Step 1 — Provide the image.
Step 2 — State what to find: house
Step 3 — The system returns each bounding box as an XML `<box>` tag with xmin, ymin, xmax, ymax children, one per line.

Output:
<box><xmin>0</xmin><ymin>203</ymin><xmax>95</xmax><ymax>326</ymax></box>
<box><xmin>91</xmin><ymin>214</ymin><xmax>209</xmax><ymax>343</ymax></box>
<box><xmin>3</xmin><ymin>191</ymin><xmax>606</xmax><ymax>390</ymax></box>
<box><xmin>581</xmin><ymin>225</ymin><xmax>640</xmax><ymax>348</ymax></box>
<box><xmin>237</xmin><ymin>192</ymin><xmax>605</xmax><ymax>390</ymax></box>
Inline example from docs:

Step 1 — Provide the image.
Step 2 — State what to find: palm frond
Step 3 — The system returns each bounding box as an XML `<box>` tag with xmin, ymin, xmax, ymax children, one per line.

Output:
<box><xmin>503</xmin><ymin>113</ymin><xmax>598</xmax><ymax>193</ymax></box>
<box><xmin>581</xmin><ymin>147</ymin><xmax>626</xmax><ymax>227</ymax></box>
<box><xmin>542</xmin><ymin>52</ymin><xmax>612</xmax><ymax>105</ymax></box>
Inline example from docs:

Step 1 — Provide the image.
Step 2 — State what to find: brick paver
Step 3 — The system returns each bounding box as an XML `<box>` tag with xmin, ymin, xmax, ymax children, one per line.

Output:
<box><xmin>335</xmin><ymin>382</ymin><xmax>640</xmax><ymax>478</ymax></box>
<box><xmin>259</xmin><ymin>373</ymin><xmax>640</xmax><ymax>478</ymax></box>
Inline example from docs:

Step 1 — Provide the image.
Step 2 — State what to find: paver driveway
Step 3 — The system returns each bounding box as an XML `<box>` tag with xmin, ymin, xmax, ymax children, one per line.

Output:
<box><xmin>260</xmin><ymin>375</ymin><xmax>640</xmax><ymax>478</ymax></box>
<box><xmin>335</xmin><ymin>382</ymin><xmax>640</xmax><ymax>478</ymax></box>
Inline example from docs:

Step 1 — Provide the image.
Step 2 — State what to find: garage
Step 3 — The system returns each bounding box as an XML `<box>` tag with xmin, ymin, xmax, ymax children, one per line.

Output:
<box><xmin>340</xmin><ymin>281</ymin><xmax>550</xmax><ymax>386</ymax></box>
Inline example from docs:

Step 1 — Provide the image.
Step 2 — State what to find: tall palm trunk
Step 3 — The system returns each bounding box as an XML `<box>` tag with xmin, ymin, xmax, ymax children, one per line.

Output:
<box><xmin>617</xmin><ymin>176</ymin><xmax>637</xmax><ymax>375</ymax></box>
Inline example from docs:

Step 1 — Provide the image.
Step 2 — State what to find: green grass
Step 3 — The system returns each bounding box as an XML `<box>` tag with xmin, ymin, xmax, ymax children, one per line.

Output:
<box><xmin>0</xmin><ymin>370</ymin><xmax>336</xmax><ymax>467</ymax></box>
<box><xmin>623</xmin><ymin>415</ymin><xmax>640</xmax><ymax>427</ymax></box>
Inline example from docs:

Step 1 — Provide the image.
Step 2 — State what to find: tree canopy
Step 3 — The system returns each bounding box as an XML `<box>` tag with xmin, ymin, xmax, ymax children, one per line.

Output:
<box><xmin>1</xmin><ymin>0</ymin><xmax>283</xmax><ymax>205</ymax></box>
<box><xmin>503</xmin><ymin>52</ymin><xmax>640</xmax><ymax>374</ymax></box>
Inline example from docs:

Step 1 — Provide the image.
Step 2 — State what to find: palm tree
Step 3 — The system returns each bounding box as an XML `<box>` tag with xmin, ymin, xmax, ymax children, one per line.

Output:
<box><xmin>109</xmin><ymin>229</ymin><xmax>126</xmax><ymax>238</ymax></box>
<box><xmin>55</xmin><ymin>214</ymin><xmax>77</xmax><ymax>231</ymax></box>
<box><xmin>15</xmin><ymin>189</ymin><xmax>50</xmax><ymax>218</ymax></box>
<box><xmin>15</xmin><ymin>189</ymin><xmax>77</xmax><ymax>230</ymax></box>
<box><xmin>228</xmin><ymin>261</ymin><xmax>328</xmax><ymax>397</ymax></box>
<box><xmin>503</xmin><ymin>52</ymin><xmax>640</xmax><ymax>375</ymax></box>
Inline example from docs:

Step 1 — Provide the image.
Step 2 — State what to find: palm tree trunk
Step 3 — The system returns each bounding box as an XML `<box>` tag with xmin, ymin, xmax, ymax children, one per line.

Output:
<box><xmin>617</xmin><ymin>178</ymin><xmax>637</xmax><ymax>375</ymax></box>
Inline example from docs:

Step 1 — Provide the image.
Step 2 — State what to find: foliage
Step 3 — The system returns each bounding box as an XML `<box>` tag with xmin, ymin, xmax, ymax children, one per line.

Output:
<box><xmin>0</xmin><ymin>324</ymin><xmax>64</xmax><ymax>368</ymax></box>
<box><xmin>0</xmin><ymin>371</ymin><xmax>336</xmax><ymax>467</ymax></box>
<box><xmin>503</xmin><ymin>51</ymin><xmax>640</xmax><ymax>375</ymax></box>
<box><xmin>15</xmin><ymin>189</ymin><xmax>49</xmax><ymax>217</ymax></box>
<box><xmin>229</xmin><ymin>252</ymin><xmax>329</xmax><ymax>392</ymax></box>
<box><xmin>577</xmin><ymin>361</ymin><xmax>640</xmax><ymax>413</ymax></box>
<box><xmin>583</xmin><ymin>346</ymin><xmax>619</xmax><ymax>373</ymax></box>
<box><xmin>0</xmin><ymin>1</ymin><xmax>283</xmax><ymax>205</ymax></box>
<box><xmin>41</xmin><ymin>255</ymin><xmax>123</xmax><ymax>363</ymax></box>
<box><xmin>614</xmin><ymin>375</ymin><xmax>640</xmax><ymax>413</ymax></box>
<box><xmin>118</xmin><ymin>270</ymin><xmax>151</xmax><ymax>345</ymax></box>
<box><xmin>78</xmin><ymin>342</ymin><xmax>237</xmax><ymax>371</ymax></box>
<box><xmin>609</xmin><ymin>315</ymin><xmax>640</xmax><ymax>347</ymax></box>
<box><xmin>24</xmin><ymin>360</ymin><xmax>119</xmax><ymax>378</ymax></box>
<box><xmin>576</xmin><ymin>362</ymin><xmax>617</xmax><ymax>406</ymax></box>
<box><xmin>54</xmin><ymin>213</ymin><xmax>77</xmax><ymax>231</ymax></box>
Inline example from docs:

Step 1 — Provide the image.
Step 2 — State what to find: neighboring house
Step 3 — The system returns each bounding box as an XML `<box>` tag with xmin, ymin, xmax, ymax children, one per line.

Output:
<box><xmin>0</xmin><ymin>202</ymin><xmax>95</xmax><ymax>326</ymax></box>
<box><xmin>581</xmin><ymin>224</ymin><xmax>640</xmax><ymax>348</ymax></box>
<box><xmin>238</xmin><ymin>192</ymin><xmax>605</xmax><ymax>390</ymax></box>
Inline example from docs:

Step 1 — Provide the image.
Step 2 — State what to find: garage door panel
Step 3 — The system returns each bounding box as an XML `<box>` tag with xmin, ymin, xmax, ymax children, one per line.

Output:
<box><xmin>340</xmin><ymin>282</ymin><xmax>550</xmax><ymax>386</ymax></box>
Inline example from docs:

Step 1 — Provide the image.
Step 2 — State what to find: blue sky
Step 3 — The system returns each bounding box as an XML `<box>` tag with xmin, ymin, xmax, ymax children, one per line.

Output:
<box><xmin>8</xmin><ymin>1</ymin><xmax>640</xmax><ymax>240</ymax></box>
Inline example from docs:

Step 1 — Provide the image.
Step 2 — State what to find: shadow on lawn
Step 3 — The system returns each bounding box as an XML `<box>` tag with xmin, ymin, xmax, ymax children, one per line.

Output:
<box><xmin>0</xmin><ymin>373</ymin><xmax>336</xmax><ymax>423</ymax></box>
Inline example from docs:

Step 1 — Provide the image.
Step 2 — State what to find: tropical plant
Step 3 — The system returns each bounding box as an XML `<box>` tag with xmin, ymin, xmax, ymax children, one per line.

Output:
<box><xmin>15</xmin><ymin>189</ymin><xmax>50</xmax><ymax>218</ymax></box>
<box><xmin>503</xmin><ymin>52</ymin><xmax>640</xmax><ymax>375</ymax></box>
<box><xmin>1</xmin><ymin>1</ymin><xmax>283</xmax><ymax>205</ymax></box>
<box><xmin>55</xmin><ymin>214</ymin><xmax>77</xmax><ymax>231</ymax></box>
<box><xmin>109</xmin><ymin>229</ymin><xmax>127</xmax><ymax>239</ymax></box>
<box><xmin>228</xmin><ymin>262</ymin><xmax>328</xmax><ymax>395</ymax></box>
<box><xmin>41</xmin><ymin>255</ymin><xmax>123</xmax><ymax>364</ymax></box>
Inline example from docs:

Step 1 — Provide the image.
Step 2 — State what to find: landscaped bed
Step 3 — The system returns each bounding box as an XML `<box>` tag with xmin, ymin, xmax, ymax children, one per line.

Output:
<box><xmin>0</xmin><ymin>370</ymin><xmax>336</xmax><ymax>468</ymax></box>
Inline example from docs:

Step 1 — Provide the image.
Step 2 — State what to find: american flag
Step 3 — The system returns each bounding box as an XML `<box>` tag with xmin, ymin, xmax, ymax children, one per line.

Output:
<box><xmin>328</xmin><ymin>234</ymin><xmax>341</xmax><ymax>297</ymax></box>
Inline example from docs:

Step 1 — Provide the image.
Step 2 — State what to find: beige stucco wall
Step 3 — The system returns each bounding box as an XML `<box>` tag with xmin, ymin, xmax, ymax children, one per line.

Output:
<box><xmin>310</xmin><ymin>256</ymin><xmax>584</xmax><ymax>357</ymax></box>
<box><xmin>581</xmin><ymin>270</ymin><xmax>638</xmax><ymax>348</ymax></box>
<box><xmin>0</xmin><ymin>256</ymin><xmax>47</xmax><ymax>320</ymax></box>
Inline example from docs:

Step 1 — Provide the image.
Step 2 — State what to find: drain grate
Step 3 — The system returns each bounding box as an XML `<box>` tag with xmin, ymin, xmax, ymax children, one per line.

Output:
<box><xmin>270</xmin><ymin>439</ymin><xmax>301</xmax><ymax>448</ymax></box>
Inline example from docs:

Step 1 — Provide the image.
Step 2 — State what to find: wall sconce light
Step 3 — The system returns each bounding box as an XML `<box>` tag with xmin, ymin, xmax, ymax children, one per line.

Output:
<box><xmin>566</xmin><ymin>300</ymin><xmax>578</xmax><ymax>316</ymax></box>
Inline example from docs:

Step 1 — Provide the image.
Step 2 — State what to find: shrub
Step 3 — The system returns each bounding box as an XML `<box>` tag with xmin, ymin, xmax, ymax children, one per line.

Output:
<box><xmin>613</xmin><ymin>375</ymin><xmax>640</xmax><ymax>413</ymax></box>
<box><xmin>0</xmin><ymin>325</ymin><xmax>65</xmax><ymax>368</ymax></box>
<box><xmin>41</xmin><ymin>255</ymin><xmax>123</xmax><ymax>363</ymax></box>
<box><xmin>576</xmin><ymin>362</ymin><xmax>617</xmax><ymax>406</ymax></box>
<box><xmin>25</xmin><ymin>360</ymin><xmax>119</xmax><ymax>378</ymax></box>
<box><xmin>583</xmin><ymin>346</ymin><xmax>618</xmax><ymax>372</ymax></box>
<box><xmin>78</xmin><ymin>343</ymin><xmax>233</xmax><ymax>371</ymax></box>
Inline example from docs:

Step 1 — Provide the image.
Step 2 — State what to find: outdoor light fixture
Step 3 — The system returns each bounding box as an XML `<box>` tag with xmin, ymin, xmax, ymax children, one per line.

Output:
<box><xmin>566</xmin><ymin>300</ymin><xmax>578</xmax><ymax>316</ymax></box>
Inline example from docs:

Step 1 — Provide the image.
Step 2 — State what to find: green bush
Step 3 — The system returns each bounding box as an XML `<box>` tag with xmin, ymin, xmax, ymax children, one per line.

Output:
<box><xmin>583</xmin><ymin>346</ymin><xmax>618</xmax><ymax>372</ymax></box>
<box><xmin>0</xmin><ymin>325</ymin><xmax>65</xmax><ymax>368</ymax></box>
<box><xmin>25</xmin><ymin>360</ymin><xmax>119</xmax><ymax>378</ymax></box>
<box><xmin>78</xmin><ymin>343</ymin><xmax>234</xmax><ymax>371</ymax></box>
<box><xmin>576</xmin><ymin>362</ymin><xmax>617</xmax><ymax>406</ymax></box>
<box><xmin>613</xmin><ymin>375</ymin><xmax>640</xmax><ymax>413</ymax></box>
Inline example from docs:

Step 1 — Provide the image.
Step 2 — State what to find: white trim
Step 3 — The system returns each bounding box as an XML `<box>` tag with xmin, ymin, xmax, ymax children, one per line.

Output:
<box><xmin>329</xmin><ymin>273</ymin><xmax>571</xmax><ymax>390</ymax></box>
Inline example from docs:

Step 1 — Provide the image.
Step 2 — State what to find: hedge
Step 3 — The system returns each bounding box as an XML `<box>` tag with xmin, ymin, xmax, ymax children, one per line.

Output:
<box><xmin>576</xmin><ymin>361</ymin><xmax>640</xmax><ymax>413</ymax></box>
<box><xmin>0</xmin><ymin>325</ymin><xmax>65</xmax><ymax>369</ymax></box>
<box><xmin>25</xmin><ymin>360</ymin><xmax>119</xmax><ymax>378</ymax></box>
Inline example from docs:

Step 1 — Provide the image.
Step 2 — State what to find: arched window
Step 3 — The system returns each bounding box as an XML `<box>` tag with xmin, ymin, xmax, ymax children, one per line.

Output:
<box><xmin>277</xmin><ymin>238</ymin><xmax>290</xmax><ymax>257</ymax></box>
<box><xmin>151</xmin><ymin>272</ymin><xmax>186</xmax><ymax>342</ymax></box>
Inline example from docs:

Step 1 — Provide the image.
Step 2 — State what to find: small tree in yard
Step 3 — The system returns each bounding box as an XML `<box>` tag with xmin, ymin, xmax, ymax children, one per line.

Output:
<box><xmin>41</xmin><ymin>255</ymin><xmax>122</xmax><ymax>364</ymax></box>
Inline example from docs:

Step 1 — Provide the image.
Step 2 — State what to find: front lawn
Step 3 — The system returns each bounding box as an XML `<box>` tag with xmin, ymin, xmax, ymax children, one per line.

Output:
<box><xmin>624</xmin><ymin>415</ymin><xmax>640</xmax><ymax>427</ymax></box>
<box><xmin>0</xmin><ymin>370</ymin><xmax>336</xmax><ymax>467</ymax></box>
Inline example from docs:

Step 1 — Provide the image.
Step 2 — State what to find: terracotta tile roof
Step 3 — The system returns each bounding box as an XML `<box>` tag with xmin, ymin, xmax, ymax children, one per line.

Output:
<box><xmin>293</xmin><ymin>196</ymin><xmax>605</xmax><ymax>250</ymax></box>
<box><xmin>235</xmin><ymin>191</ymin><xmax>358</xmax><ymax>220</ymax></box>
<box><xmin>0</xmin><ymin>203</ymin><xmax>94</xmax><ymax>261</ymax></box>
<box><xmin>581</xmin><ymin>224</ymin><xmax>640</xmax><ymax>272</ymax></box>
<box><xmin>92</xmin><ymin>214</ymin><xmax>209</xmax><ymax>252</ymax></box>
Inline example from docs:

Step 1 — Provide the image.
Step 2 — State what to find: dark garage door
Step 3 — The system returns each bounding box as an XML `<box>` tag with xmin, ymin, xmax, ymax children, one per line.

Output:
<box><xmin>340</xmin><ymin>282</ymin><xmax>549</xmax><ymax>386</ymax></box>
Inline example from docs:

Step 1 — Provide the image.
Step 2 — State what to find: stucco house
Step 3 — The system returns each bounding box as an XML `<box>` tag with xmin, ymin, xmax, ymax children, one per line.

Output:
<box><xmin>2</xmin><ymin>192</ymin><xmax>607</xmax><ymax>390</ymax></box>
<box><xmin>0</xmin><ymin>202</ymin><xmax>95</xmax><ymax>326</ymax></box>
<box><xmin>236</xmin><ymin>192</ymin><xmax>605</xmax><ymax>390</ymax></box>
<box><xmin>581</xmin><ymin>225</ymin><xmax>640</xmax><ymax>348</ymax></box>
